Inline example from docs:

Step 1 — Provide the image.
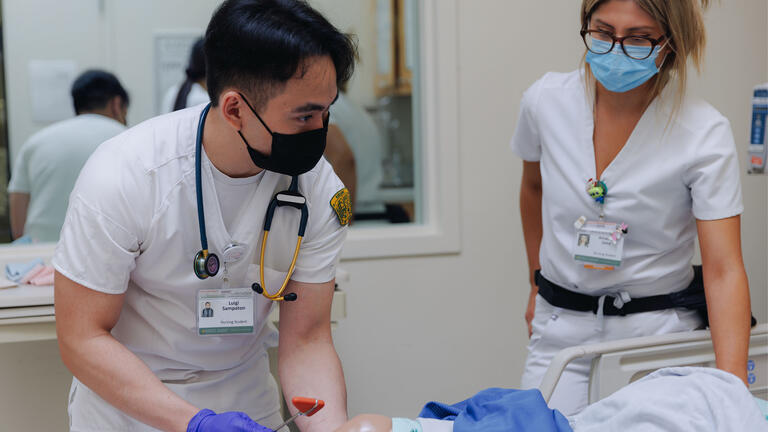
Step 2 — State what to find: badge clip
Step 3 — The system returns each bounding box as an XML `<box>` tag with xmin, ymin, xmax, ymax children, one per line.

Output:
<box><xmin>586</xmin><ymin>178</ymin><xmax>607</xmax><ymax>204</ymax></box>
<box><xmin>574</xmin><ymin>215</ymin><xmax>587</xmax><ymax>230</ymax></box>
<box><xmin>610</xmin><ymin>222</ymin><xmax>628</xmax><ymax>245</ymax></box>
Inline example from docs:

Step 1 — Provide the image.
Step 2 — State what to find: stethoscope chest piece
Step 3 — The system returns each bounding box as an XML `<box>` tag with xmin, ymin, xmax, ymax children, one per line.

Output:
<box><xmin>194</xmin><ymin>250</ymin><xmax>220</xmax><ymax>279</ymax></box>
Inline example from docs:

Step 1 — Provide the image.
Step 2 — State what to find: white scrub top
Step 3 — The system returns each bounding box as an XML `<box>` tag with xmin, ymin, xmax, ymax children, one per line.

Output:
<box><xmin>510</xmin><ymin>70</ymin><xmax>743</xmax><ymax>297</ymax></box>
<box><xmin>329</xmin><ymin>93</ymin><xmax>385</xmax><ymax>212</ymax></box>
<box><xmin>8</xmin><ymin>114</ymin><xmax>125</xmax><ymax>242</ymax></box>
<box><xmin>162</xmin><ymin>82</ymin><xmax>210</xmax><ymax>113</ymax></box>
<box><xmin>53</xmin><ymin>105</ymin><xmax>348</xmax><ymax>431</ymax></box>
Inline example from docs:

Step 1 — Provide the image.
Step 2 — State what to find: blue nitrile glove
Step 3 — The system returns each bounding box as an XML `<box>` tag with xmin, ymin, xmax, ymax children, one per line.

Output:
<box><xmin>187</xmin><ymin>409</ymin><xmax>273</xmax><ymax>432</ymax></box>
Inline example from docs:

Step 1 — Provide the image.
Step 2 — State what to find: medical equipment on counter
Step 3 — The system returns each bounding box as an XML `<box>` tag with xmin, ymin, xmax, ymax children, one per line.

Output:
<box><xmin>539</xmin><ymin>323</ymin><xmax>768</xmax><ymax>404</ymax></box>
<box><xmin>192</xmin><ymin>104</ymin><xmax>308</xmax><ymax>302</ymax></box>
<box><xmin>748</xmin><ymin>84</ymin><xmax>768</xmax><ymax>174</ymax></box>
<box><xmin>273</xmin><ymin>397</ymin><xmax>325</xmax><ymax>431</ymax></box>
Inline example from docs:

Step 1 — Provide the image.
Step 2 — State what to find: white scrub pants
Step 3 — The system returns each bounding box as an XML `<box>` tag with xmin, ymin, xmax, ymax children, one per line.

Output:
<box><xmin>520</xmin><ymin>294</ymin><xmax>703</xmax><ymax>416</ymax></box>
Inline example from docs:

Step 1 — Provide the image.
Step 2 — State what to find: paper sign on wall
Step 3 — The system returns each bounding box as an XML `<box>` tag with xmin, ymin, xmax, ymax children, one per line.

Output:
<box><xmin>154</xmin><ymin>31</ymin><xmax>202</xmax><ymax>115</ymax></box>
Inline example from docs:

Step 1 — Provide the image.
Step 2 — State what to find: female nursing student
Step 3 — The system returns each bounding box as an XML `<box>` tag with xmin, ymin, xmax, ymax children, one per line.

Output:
<box><xmin>511</xmin><ymin>0</ymin><xmax>752</xmax><ymax>416</ymax></box>
<box><xmin>162</xmin><ymin>37</ymin><xmax>210</xmax><ymax>113</ymax></box>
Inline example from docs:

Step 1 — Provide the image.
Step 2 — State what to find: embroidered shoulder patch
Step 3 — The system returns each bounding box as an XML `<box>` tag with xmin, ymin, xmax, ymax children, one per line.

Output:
<box><xmin>330</xmin><ymin>188</ymin><xmax>351</xmax><ymax>226</ymax></box>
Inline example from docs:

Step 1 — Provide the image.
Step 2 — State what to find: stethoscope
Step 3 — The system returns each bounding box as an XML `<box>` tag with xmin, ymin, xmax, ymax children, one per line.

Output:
<box><xmin>193</xmin><ymin>104</ymin><xmax>308</xmax><ymax>302</ymax></box>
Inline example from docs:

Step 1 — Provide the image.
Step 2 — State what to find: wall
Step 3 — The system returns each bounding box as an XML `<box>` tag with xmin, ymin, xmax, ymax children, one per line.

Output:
<box><xmin>332</xmin><ymin>0</ymin><xmax>768</xmax><ymax>419</ymax></box>
<box><xmin>4</xmin><ymin>0</ymin><xmax>105</xmax><ymax>163</ymax></box>
<box><xmin>311</xmin><ymin>0</ymin><xmax>377</xmax><ymax>107</ymax></box>
<box><xmin>107</xmin><ymin>1</ymin><xmax>218</xmax><ymax>121</ymax></box>
<box><xmin>3</xmin><ymin>0</ymin><xmax>217</xmax><ymax>163</ymax></box>
<box><xmin>690</xmin><ymin>0</ymin><xmax>768</xmax><ymax>326</ymax></box>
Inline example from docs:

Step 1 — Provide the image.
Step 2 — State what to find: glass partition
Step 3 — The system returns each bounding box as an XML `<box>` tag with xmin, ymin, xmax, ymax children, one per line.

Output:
<box><xmin>0</xmin><ymin>0</ymin><xmax>424</xmax><ymax>246</ymax></box>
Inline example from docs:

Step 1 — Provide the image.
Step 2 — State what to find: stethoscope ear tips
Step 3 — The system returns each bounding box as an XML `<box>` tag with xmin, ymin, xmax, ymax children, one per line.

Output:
<box><xmin>252</xmin><ymin>283</ymin><xmax>297</xmax><ymax>301</ymax></box>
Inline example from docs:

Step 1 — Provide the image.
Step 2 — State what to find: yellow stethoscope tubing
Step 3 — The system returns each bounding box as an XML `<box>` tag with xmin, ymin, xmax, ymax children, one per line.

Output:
<box><xmin>259</xmin><ymin>232</ymin><xmax>303</xmax><ymax>301</ymax></box>
<box><xmin>256</xmin><ymin>179</ymin><xmax>308</xmax><ymax>301</ymax></box>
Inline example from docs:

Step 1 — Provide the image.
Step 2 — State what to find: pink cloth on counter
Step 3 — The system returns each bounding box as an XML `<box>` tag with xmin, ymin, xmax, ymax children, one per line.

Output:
<box><xmin>19</xmin><ymin>264</ymin><xmax>55</xmax><ymax>285</ymax></box>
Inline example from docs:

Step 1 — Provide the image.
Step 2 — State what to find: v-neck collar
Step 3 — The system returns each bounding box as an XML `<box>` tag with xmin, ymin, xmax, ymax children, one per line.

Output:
<box><xmin>199</xmin><ymin>148</ymin><xmax>279</xmax><ymax>253</ymax></box>
<box><xmin>584</xmin><ymin>89</ymin><xmax>659</xmax><ymax>187</ymax></box>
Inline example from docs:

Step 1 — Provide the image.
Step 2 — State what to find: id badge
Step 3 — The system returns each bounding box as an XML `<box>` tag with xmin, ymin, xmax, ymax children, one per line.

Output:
<box><xmin>197</xmin><ymin>288</ymin><xmax>255</xmax><ymax>336</ymax></box>
<box><xmin>574</xmin><ymin>220</ymin><xmax>625</xmax><ymax>270</ymax></box>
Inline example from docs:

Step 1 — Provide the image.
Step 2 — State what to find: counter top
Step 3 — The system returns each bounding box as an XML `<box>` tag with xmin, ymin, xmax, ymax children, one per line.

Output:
<box><xmin>0</xmin><ymin>284</ymin><xmax>54</xmax><ymax>308</ymax></box>
<box><xmin>0</xmin><ymin>243</ymin><xmax>348</xmax><ymax>329</ymax></box>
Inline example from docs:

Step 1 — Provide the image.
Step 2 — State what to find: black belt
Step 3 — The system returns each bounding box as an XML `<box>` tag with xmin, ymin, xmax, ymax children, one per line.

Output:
<box><xmin>534</xmin><ymin>267</ymin><xmax>705</xmax><ymax>317</ymax></box>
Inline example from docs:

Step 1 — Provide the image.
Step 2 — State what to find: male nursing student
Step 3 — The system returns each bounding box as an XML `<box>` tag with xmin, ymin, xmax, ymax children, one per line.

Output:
<box><xmin>8</xmin><ymin>70</ymin><xmax>128</xmax><ymax>242</ymax></box>
<box><xmin>511</xmin><ymin>0</ymin><xmax>752</xmax><ymax>416</ymax></box>
<box><xmin>53</xmin><ymin>1</ymin><xmax>357</xmax><ymax>431</ymax></box>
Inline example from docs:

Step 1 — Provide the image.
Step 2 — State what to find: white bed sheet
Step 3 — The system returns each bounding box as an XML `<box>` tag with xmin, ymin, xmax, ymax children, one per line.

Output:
<box><xmin>569</xmin><ymin>367</ymin><xmax>768</xmax><ymax>431</ymax></box>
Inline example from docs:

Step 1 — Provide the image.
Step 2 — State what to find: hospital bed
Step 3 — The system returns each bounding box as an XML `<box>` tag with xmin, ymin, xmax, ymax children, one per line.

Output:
<box><xmin>539</xmin><ymin>323</ymin><xmax>768</xmax><ymax>404</ymax></box>
<box><xmin>405</xmin><ymin>325</ymin><xmax>768</xmax><ymax>431</ymax></box>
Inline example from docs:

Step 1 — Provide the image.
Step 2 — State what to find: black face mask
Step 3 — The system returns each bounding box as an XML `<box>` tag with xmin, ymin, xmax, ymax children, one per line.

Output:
<box><xmin>237</xmin><ymin>92</ymin><xmax>328</xmax><ymax>176</ymax></box>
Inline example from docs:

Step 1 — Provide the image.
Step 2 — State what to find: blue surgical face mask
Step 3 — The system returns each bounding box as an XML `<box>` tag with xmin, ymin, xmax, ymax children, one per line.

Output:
<box><xmin>586</xmin><ymin>39</ymin><xmax>666</xmax><ymax>93</ymax></box>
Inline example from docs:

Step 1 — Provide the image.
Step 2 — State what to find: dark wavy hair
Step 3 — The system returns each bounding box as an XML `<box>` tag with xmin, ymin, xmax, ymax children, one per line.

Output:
<box><xmin>204</xmin><ymin>0</ymin><xmax>357</xmax><ymax>109</ymax></box>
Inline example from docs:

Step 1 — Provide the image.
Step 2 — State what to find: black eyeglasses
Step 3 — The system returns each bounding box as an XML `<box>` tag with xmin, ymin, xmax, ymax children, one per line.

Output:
<box><xmin>580</xmin><ymin>29</ymin><xmax>667</xmax><ymax>60</ymax></box>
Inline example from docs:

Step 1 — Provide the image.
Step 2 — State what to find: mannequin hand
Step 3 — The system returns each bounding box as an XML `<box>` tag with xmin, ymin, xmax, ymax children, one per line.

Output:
<box><xmin>187</xmin><ymin>409</ymin><xmax>273</xmax><ymax>432</ymax></box>
<box><xmin>525</xmin><ymin>285</ymin><xmax>537</xmax><ymax>338</ymax></box>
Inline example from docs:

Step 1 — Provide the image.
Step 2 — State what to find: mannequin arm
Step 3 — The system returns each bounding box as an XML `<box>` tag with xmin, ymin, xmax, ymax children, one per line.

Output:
<box><xmin>334</xmin><ymin>414</ymin><xmax>392</xmax><ymax>432</ymax></box>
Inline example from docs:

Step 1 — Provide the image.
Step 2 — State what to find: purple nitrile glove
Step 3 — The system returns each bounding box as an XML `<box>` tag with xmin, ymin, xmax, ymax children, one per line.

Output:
<box><xmin>187</xmin><ymin>409</ymin><xmax>273</xmax><ymax>432</ymax></box>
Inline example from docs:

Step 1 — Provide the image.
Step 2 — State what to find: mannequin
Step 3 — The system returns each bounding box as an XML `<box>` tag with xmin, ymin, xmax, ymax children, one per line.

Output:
<box><xmin>335</xmin><ymin>414</ymin><xmax>392</xmax><ymax>432</ymax></box>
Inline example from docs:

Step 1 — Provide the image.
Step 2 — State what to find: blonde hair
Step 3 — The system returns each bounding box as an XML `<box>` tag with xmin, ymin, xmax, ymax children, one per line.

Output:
<box><xmin>580</xmin><ymin>0</ymin><xmax>710</xmax><ymax>112</ymax></box>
